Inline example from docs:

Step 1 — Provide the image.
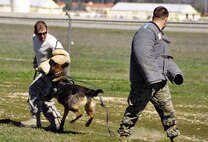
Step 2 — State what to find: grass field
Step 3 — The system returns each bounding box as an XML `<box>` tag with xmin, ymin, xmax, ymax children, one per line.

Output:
<box><xmin>0</xmin><ymin>22</ymin><xmax>208</xmax><ymax>142</ymax></box>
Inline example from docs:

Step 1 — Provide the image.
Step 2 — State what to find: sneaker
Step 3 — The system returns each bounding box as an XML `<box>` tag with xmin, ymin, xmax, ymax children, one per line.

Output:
<box><xmin>119</xmin><ymin>135</ymin><xmax>128</xmax><ymax>142</ymax></box>
<box><xmin>44</xmin><ymin>124</ymin><xmax>59</xmax><ymax>132</ymax></box>
<box><xmin>21</xmin><ymin>114</ymin><xmax>41</xmax><ymax>128</ymax></box>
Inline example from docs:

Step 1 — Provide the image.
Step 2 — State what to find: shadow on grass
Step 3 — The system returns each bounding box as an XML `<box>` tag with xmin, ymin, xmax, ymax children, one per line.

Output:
<box><xmin>52</xmin><ymin>129</ymin><xmax>86</xmax><ymax>135</ymax></box>
<box><xmin>0</xmin><ymin>118</ymin><xmax>86</xmax><ymax>135</ymax></box>
<box><xmin>0</xmin><ymin>118</ymin><xmax>22</xmax><ymax>126</ymax></box>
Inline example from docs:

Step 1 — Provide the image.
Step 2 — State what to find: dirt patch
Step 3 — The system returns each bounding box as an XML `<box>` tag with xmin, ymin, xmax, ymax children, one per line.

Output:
<box><xmin>131</xmin><ymin>127</ymin><xmax>164</xmax><ymax>141</ymax></box>
<box><xmin>95</xmin><ymin>96</ymin><xmax>127</xmax><ymax>104</ymax></box>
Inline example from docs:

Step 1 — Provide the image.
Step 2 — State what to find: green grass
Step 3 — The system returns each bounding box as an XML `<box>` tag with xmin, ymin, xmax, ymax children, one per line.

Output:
<box><xmin>0</xmin><ymin>23</ymin><xmax>208</xmax><ymax>142</ymax></box>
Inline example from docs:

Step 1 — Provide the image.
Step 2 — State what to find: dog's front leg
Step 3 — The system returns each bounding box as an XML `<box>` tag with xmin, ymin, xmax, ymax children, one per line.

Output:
<box><xmin>59</xmin><ymin>107</ymin><xmax>69</xmax><ymax>132</ymax></box>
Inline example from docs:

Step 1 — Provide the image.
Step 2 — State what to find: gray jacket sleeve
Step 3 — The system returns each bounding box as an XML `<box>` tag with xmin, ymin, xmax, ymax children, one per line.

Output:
<box><xmin>132</xmin><ymin>28</ymin><xmax>166</xmax><ymax>84</ymax></box>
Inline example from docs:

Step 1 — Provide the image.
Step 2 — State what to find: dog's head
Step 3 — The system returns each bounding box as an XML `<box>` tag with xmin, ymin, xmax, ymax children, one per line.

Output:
<box><xmin>48</xmin><ymin>59</ymin><xmax>69</xmax><ymax>79</ymax></box>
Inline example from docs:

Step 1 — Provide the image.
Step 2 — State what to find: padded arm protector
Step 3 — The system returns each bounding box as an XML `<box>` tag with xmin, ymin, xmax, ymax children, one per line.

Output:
<box><xmin>37</xmin><ymin>49</ymin><xmax>70</xmax><ymax>75</ymax></box>
<box><xmin>167</xmin><ymin>59</ymin><xmax>184</xmax><ymax>85</ymax></box>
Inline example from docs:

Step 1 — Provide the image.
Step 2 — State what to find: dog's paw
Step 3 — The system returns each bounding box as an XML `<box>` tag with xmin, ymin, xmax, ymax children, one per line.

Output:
<box><xmin>85</xmin><ymin>118</ymin><xmax>93</xmax><ymax>127</ymax></box>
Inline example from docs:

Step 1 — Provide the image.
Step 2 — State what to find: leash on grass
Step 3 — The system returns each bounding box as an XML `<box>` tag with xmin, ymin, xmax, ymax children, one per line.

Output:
<box><xmin>97</xmin><ymin>93</ymin><xmax>116</xmax><ymax>137</ymax></box>
<box><xmin>66</xmin><ymin>76</ymin><xmax>116</xmax><ymax>137</ymax></box>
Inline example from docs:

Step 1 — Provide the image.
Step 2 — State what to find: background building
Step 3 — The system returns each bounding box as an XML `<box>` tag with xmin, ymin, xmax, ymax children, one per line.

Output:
<box><xmin>0</xmin><ymin>0</ymin><xmax>63</xmax><ymax>14</ymax></box>
<box><xmin>106</xmin><ymin>2</ymin><xmax>201</xmax><ymax>21</ymax></box>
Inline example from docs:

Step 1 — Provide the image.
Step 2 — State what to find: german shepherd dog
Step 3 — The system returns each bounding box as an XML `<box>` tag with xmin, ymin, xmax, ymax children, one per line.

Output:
<box><xmin>47</xmin><ymin>59</ymin><xmax>104</xmax><ymax>132</ymax></box>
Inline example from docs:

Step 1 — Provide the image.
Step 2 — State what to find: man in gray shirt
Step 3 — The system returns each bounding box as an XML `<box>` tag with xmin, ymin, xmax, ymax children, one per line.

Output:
<box><xmin>21</xmin><ymin>21</ymin><xmax>67</xmax><ymax>131</ymax></box>
<box><xmin>118</xmin><ymin>6</ymin><xmax>182</xmax><ymax>142</ymax></box>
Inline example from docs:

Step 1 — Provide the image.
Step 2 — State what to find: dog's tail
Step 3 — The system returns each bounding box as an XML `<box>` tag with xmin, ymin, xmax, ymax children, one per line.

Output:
<box><xmin>92</xmin><ymin>89</ymin><xmax>103</xmax><ymax>97</ymax></box>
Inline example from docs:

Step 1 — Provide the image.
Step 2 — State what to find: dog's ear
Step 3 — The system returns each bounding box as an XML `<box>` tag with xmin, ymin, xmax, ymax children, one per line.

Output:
<box><xmin>49</xmin><ymin>59</ymin><xmax>56</xmax><ymax>66</ymax></box>
<box><xmin>62</xmin><ymin>63</ymin><xmax>69</xmax><ymax>68</ymax></box>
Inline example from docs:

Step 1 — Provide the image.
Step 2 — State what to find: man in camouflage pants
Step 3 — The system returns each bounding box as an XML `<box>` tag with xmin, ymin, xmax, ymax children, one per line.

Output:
<box><xmin>118</xmin><ymin>6</ymin><xmax>183</xmax><ymax>142</ymax></box>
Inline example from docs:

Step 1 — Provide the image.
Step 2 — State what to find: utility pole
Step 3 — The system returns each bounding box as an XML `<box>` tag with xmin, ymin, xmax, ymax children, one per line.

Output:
<box><xmin>205</xmin><ymin>0</ymin><xmax>208</xmax><ymax>14</ymax></box>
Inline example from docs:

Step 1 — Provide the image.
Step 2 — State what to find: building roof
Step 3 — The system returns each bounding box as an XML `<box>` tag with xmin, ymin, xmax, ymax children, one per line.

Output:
<box><xmin>0</xmin><ymin>0</ymin><xmax>60</xmax><ymax>8</ymax></box>
<box><xmin>112</xmin><ymin>2</ymin><xmax>198</xmax><ymax>14</ymax></box>
<box><xmin>0</xmin><ymin>0</ymin><xmax>9</xmax><ymax>5</ymax></box>
<box><xmin>84</xmin><ymin>2</ymin><xmax>114</xmax><ymax>9</ymax></box>
<box><xmin>30</xmin><ymin>0</ymin><xmax>60</xmax><ymax>8</ymax></box>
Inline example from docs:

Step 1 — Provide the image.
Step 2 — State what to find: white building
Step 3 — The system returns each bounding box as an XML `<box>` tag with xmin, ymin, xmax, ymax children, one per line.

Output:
<box><xmin>0</xmin><ymin>0</ymin><xmax>63</xmax><ymax>14</ymax></box>
<box><xmin>30</xmin><ymin>0</ymin><xmax>63</xmax><ymax>14</ymax></box>
<box><xmin>107</xmin><ymin>2</ymin><xmax>201</xmax><ymax>22</ymax></box>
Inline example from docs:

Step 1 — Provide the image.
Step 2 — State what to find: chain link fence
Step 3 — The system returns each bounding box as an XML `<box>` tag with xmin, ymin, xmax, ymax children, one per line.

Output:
<box><xmin>0</xmin><ymin>15</ymin><xmax>208</xmax><ymax>96</ymax></box>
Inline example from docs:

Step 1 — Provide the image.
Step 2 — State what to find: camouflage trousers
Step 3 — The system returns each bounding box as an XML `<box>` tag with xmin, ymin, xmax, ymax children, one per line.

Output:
<box><xmin>118</xmin><ymin>82</ymin><xmax>180</xmax><ymax>138</ymax></box>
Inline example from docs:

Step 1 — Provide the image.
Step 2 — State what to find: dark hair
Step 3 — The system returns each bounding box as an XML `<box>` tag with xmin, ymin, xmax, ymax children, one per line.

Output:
<box><xmin>152</xmin><ymin>6</ymin><xmax>169</xmax><ymax>20</ymax></box>
<box><xmin>34</xmin><ymin>21</ymin><xmax>47</xmax><ymax>32</ymax></box>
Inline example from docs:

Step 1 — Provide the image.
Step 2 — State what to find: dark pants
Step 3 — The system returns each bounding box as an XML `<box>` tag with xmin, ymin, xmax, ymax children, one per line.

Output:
<box><xmin>28</xmin><ymin>73</ymin><xmax>61</xmax><ymax>129</ymax></box>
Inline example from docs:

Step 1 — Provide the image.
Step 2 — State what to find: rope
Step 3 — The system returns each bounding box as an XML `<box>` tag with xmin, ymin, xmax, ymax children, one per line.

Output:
<box><xmin>98</xmin><ymin>94</ymin><xmax>116</xmax><ymax>137</ymax></box>
<box><xmin>33</xmin><ymin>70</ymin><xmax>38</xmax><ymax>80</ymax></box>
<box><xmin>66</xmin><ymin>76</ymin><xmax>97</xmax><ymax>89</ymax></box>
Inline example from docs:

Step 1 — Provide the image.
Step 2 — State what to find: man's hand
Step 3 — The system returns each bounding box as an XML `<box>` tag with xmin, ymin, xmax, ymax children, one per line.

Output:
<box><xmin>33</xmin><ymin>63</ymin><xmax>38</xmax><ymax>70</ymax></box>
<box><xmin>158</xmin><ymin>80</ymin><xmax>167</xmax><ymax>88</ymax></box>
<box><xmin>152</xmin><ymin>80</ymin><xmax>167</xmax><ymax>91</ymax></box>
